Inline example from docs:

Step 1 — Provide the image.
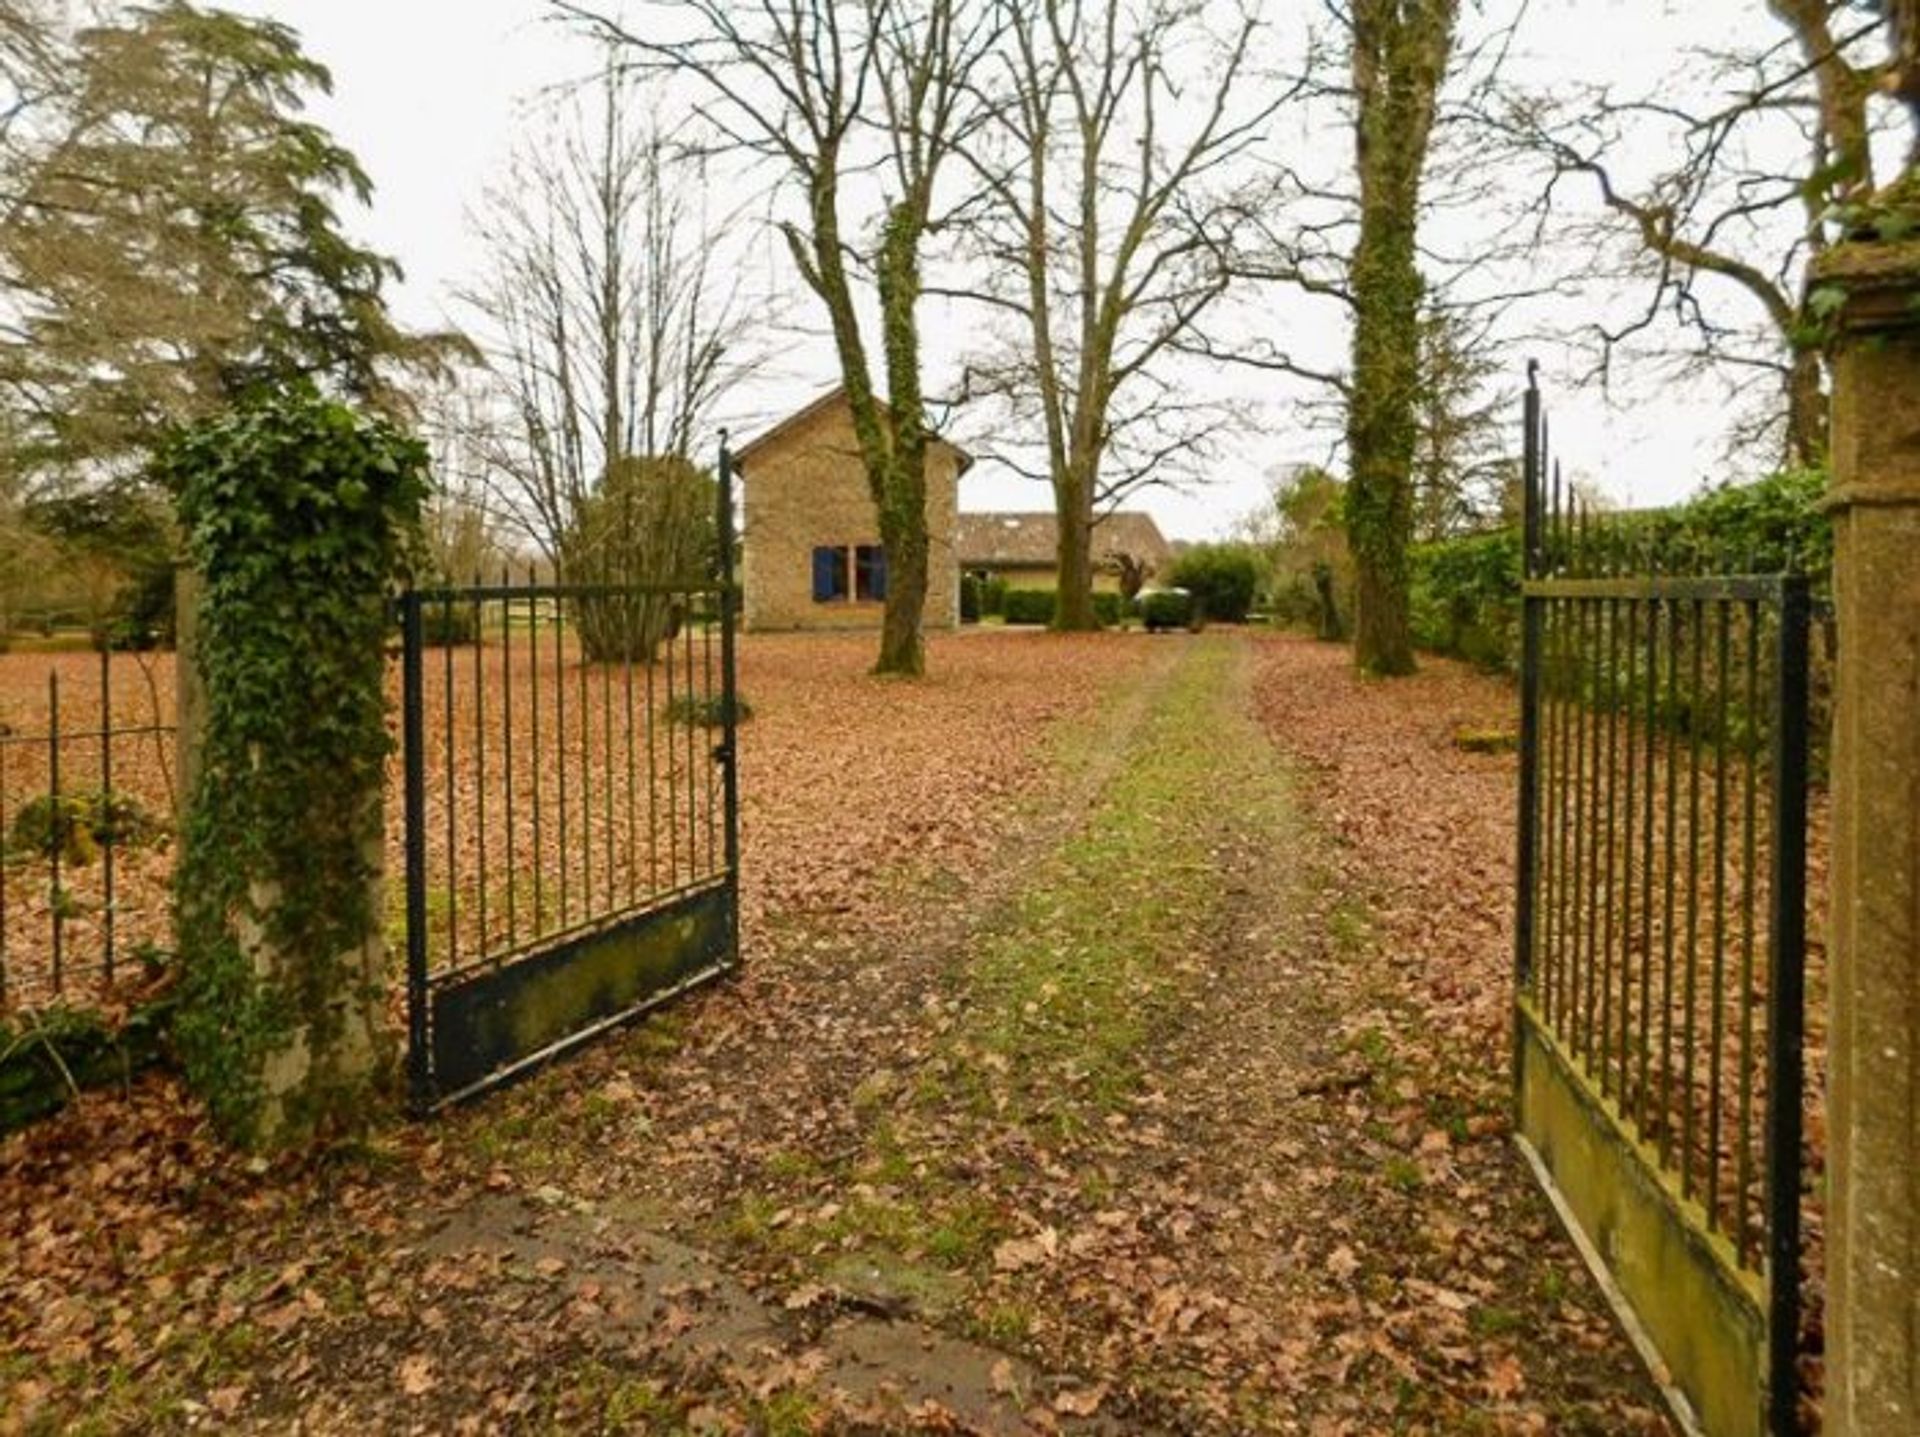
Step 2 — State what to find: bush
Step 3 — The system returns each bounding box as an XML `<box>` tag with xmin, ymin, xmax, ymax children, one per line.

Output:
<box><xmin>1139</xmin><ymin>589</ymin><xmax>1196</xmax><ymax>632</ymax></box>
<box><xmin>1002</xmin><ymin>588</ymin><xmax>1056</xmax><ymax>626</ymax></box>
<box><xmin>981</xmin><ymin>577</ymin><xmax>1009</xmax><ymax>617</ymax></box>
<box><xmin>1168</xmin><ymin>544</ymin><xmax>1261</xmax><ymax>624</ymax></box>
<box><xmin>6</xmin><ymin>790</ymin><xmax>167</xmax><ymax>866</ymax></box>
<box><xmin>960</xmin><ymin>574</ymin><xmax>982</xmax><ymax>624</ymax></box>
<box><xmin>1411</xmin><ymin>529</ymin><xmax>1522</xmax><ymax>671</ymax></box>
<box><xmin>419</xmin><ymin>599</ymin><xmax>479</xmax><ymax>647</ymax></box>
<box><xmin>664</xmin><ymin>694</ymin><xmax>753</xmax><ymax>728</ymax></box>
<box><xmin>1092</xmin><ymin>591</ymin><xmax>1125</xmax><ymax>627</ymax></box>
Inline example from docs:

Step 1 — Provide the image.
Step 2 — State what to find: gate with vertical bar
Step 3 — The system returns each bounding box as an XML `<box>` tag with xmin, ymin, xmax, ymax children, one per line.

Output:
<box><xmin>1512</xmin><ymin>369</ymin><xmax>1811</xmax><ymax>1436</ymax></box>
<box><xmin>397</xmin><ymin>448</ymin><xmax>743</xmax><ymax>1113</ymax></box>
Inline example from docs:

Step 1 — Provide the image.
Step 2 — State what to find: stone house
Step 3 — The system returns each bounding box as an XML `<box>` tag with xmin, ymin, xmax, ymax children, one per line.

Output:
<box><xmin>735</xmin><ymin>389</ymin><xmax>969</xmax><ymax>633</ymax></box>
<box><xmin>955</xmin><ymin>511</ymin><xmax>1175</xmax><ymax>593</ymax></box>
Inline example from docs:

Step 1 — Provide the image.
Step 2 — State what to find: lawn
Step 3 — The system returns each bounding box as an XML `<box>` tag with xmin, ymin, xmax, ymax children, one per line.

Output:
<box><xmin>0</xmin><ymin>630</ymin><xmax>1676</xmax><ymax>1434</ymax></box>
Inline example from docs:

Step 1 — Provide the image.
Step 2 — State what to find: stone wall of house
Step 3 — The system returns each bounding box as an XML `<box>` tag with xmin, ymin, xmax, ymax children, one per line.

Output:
<box><xmin>740</xmin><ymin>396</ymin><xmax>960</xmax><ymax>633</ymax></box>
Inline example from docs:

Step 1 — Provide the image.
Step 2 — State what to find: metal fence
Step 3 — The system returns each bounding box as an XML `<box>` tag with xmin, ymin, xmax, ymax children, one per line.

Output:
<box><xmin>0</xmin><ymin>649</ymin><xmax>178</xmax><ymax>1014</ymax></box>
<box><xmin>1515</xmin><ymin>372</ymin><xmax>1812</xmax><ymax>1434</ymax></box>
<box><xmin>396</xmin><ymin>571</ymin><xmax>741</xmax><ymax>1111</ymax></box>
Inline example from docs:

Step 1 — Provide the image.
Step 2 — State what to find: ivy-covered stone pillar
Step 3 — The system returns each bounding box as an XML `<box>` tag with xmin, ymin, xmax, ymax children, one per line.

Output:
<box><xmin>1811</xmin><ymin>237</ymin><xmax>1920</xmax><ymax>1435</ymax></box>
<box><xmin>157</xmin><ymin>385</ymin><xmax>428</xmax><ymax>1148</ymax></box>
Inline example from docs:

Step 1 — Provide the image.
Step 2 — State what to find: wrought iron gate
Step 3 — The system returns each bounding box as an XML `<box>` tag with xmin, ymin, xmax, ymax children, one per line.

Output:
<box><xmin>398</xmin><ymin>451</ymin><xmax>743</xmax><ymax>1113</ymax></box>
<box><xmin>1513</xmin><ymin>370</ymin><xmax>1811</xmax><ymax>1436</ymax></box>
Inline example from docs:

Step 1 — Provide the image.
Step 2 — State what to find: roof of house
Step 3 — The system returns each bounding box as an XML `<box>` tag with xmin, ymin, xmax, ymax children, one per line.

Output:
<box><xmin>733</xmin><ymin>386</ymin><xmax>974</xmax><ymax>472</ymax></box>
<box><xmin>955</xmin><ymin>511</ymin><xmax>1174</xmax><ymax>570</ymax></box>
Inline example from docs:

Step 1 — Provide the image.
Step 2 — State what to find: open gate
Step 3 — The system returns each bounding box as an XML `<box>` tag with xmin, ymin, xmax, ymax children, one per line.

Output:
<box><xmin>1513</xmin><ymin>370</ymin><xmax>1812</xmax><ymax>1436</ymax></box>
<box><xmin>398</xmin><ymin>450</ymin><xmax>743</xmax><ymax>1113</ymax></box>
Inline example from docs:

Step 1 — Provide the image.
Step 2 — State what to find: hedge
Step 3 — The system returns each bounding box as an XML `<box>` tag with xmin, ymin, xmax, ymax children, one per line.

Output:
<box><xmin>1411</xmin><ymin>469</ymin><xmax>1832</xmax><ymax>673</ymax></box>
<box><xmin>1002</xmin><ymin>588</ymin><xmax>1055</xmax><ymax>625</ymax></box>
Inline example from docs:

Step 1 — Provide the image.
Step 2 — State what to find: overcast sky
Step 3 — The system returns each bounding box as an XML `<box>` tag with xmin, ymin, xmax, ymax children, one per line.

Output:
<box><xmin>212</xmin><ymin>0</ymin><xmax>1838</xmax><ymax>540</ymax></box>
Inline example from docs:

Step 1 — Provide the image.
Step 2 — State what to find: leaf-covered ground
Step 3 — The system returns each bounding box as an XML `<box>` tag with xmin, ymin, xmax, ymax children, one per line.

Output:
<box><xmin>2</xmin><ymin>631</ymin><xmax>1671</xmax><ymax>1434</ymax></box>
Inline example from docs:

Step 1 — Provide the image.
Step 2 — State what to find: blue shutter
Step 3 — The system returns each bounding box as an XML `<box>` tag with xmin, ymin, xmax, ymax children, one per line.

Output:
<box><xmin>871</xmin><ymin>545</ymin><xmax>888</xmax><ymax>601</ymax></box>
<box><xmin>812</xmin><ymin>546</ymin><xmax>837</xmax><ymax>602</ymax></box>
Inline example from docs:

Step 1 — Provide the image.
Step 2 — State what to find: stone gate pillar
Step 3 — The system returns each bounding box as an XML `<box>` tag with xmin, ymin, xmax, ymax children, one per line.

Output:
<box><xmin>1813</xmin><ymin>238</ymin><xmax>1920</xmax><ymax>1436</ymax></box>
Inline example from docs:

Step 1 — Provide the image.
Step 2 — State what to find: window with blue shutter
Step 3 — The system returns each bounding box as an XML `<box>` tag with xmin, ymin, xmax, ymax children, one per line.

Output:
<box><xmin>855</xmin><ymin>545</ymin><xmax>887</xmax><ymax>602</ymax></box>
<box><xmin>812</xmin><ymin>545</ymin><xmax>849</xmax><ymax>602</ymax></box>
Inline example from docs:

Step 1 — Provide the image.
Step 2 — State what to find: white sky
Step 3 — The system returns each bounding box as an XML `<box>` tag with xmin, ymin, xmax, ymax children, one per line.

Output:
<box><xmin>214</xmin><ymin>0</ymin><xmax>1851</xmax><ymax>541</ymax></box>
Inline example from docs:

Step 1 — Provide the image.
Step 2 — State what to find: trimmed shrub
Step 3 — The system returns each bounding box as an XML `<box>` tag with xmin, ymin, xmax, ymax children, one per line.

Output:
<box><xmin>1002</xmin><ymin>588</ymin><xmax>1056</xmax><ymax>626</ymax></box>
<box><xmin>1139</xmin><ymin>589</ymin><xmax>1195</xmax><ymax>632</ymax></box>
<box><xmin>1168</xmin><ymin>544</ymin><xmax>1261</xmax><ymax>624</ymax></box>
<box><xmin>981</xmin><ymin>577</ymin><xmax>1009</xmax><ymax>617</ymax></box>
<box><xmin>1092</xmin><ymin>591</ymin><xmax>1125</xmax><ymax>627</ymax></box>
<box><xmin>960</xmin><ymin>574</ymin><xmax>982</xmax><ymax>624</ymax></box>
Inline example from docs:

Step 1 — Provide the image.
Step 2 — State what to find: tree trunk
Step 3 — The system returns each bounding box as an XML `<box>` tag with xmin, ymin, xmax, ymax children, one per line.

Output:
<box><xmin>1053</xmin><ymin>465</ymin><xmax>1099</xmax><ymax>630</ymax></box>
<box><xmin>877</xmin><ymin>496</ymin><xmax>928</xmax><ymax>676</ymax></box>
<box><xmin>1346</xmin><ymin>201</ymin><xmax>1422</xmax><ymax>676</ymax></box>
<box><xmin>872</xmin><ymin>202</ymin><xmax>930</xmax><ymax>677</ymax></box>
<box><xmin>1785</xmin><ymin>347</ymin><xmax>1829</xmax><ymax>468</ymax></box>
<box><xmin>1344</xmin><ymin>0</ymin><xmax>1454</xmax><ymax>679</ymax></box>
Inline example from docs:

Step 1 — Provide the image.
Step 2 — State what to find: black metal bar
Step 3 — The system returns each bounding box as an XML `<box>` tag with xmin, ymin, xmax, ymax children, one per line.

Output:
<box><xmin>99</xmin><ymin>648</ymin><xmax>116</xmax><ymax>980</ymax></box>
<box><xmin>603</xmin><ymin>609</ymin><xmax>616</xmax><ymax>905</ymax></box>
<box><xmin>1619</xmin><ymin>595</ymin><xmax>1639</xmax><ymax>1117</ymax></box>
<box><xmin>1660</xmin><ymin>582</ymin><xmax>1683</xmax><ymax>1166</ymax></box>
<box><xmin>579</xmin><ymin>620</ymin><xmax>593</xmax><ymax>916</ymax></box>
<box><xmin>1638</xmin><ymin>596</ymin><xmax>1660</xmax><ymax>1130</ymax></box>
<box><xmin>443</xmin><ymin>598</ymin><xmax>458</xmax><ymax>971</ymax></box>
<box><xmin>646</xmin><ymin>612</ymin><xmax>660</xmax><ymax>895</ymax></box>
<box><xmin>474</xmin><ymin>588</ymin><xmax>489</xmax><ymax>962</ymax></box>
<box><xmin>1600</xmin><ymin>591</ymin><xmax>1623</xmax><ymax>1097</ymax></box>
<box><xmin>664</xmin><ymin>603</ymin><xmax>680</xmax><ymax>890</ymax></box>
<box><xmin>1737</xmin><ymin>598</ymin><xmax>1762</xmax><ymax>1265</ymax></box>
<box><xmin>1708</xmin><ymin>600</ymin><xmax>1732</xmax><ymax>1230</ymax></box>
<box><xmin>1764</xmin><ymin>577</ymin><xmax>1810</xmax><ymax>1437</ymax></box>
<box><xmin>717</xmin><ymin>441</ymin><xmax>743</xmax><ymax>965</ymax></box>
<box><xmin>1682</xmin><ymin>599</ymin><xmax>1705</xmax><ymax>1199</ymax></box>
<box><xmin>683</xmin><ymin>598</ymin><xmax>699</xmax><ymax>874</ymax></box>
<box><xmin>407</xmin><ymin>581</ymin><xmax>727</xmax><ymax>603</ymax></box>
<box><xmin>401</xmin><ymin>592</ymin><xmax>431</xmax><ymax>1114</ymax></box>
<box><xmin>555</xmin><ymin>581</ymin><xmax>569</xmax><ymax>927</ymax></box>
<box><xmin>1515</xmin><ymin>371</ymin><xmax>1544</xmax><ymax>1013</ymax></box>
<box><xmin>624</xmin><ymin>610</ymin><xmax>638</xmax><ymax>909</ymax></box>
<box><xmin>501</xmin><ymin>570</ymin><xmax>518</xmax><ymax>949</ymax></box>
<box><xmin>48</xmin><ymin>671</ymin><xmax>62</xmax><ymax>993</ymax></box>
<box><xmin>528</xmin><ymin>575</ymin><xmax>545</xmax><ymax>933</ymax></box>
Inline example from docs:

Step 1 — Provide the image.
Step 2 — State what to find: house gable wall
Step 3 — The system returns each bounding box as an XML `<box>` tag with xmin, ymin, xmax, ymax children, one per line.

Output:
<box><xmin>740</xmin><ymin>397</ymin><xmax>960</xmax><ymax>633</ymax></box>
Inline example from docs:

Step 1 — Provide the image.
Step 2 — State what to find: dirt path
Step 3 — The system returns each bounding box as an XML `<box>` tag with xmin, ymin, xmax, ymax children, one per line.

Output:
<box><xmin>2</xmin><ymin>633</ymin><xmax>1672</xmax><ymax>1434</ymax></box>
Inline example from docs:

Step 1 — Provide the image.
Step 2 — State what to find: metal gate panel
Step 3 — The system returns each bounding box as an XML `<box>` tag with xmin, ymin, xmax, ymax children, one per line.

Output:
<box><xmin>1512</xmin><ymin>371</ymin><xmax>1811</xmax><ymax>1437</ymax></box>
<box><xmin>399</xmin><ymin>448</ymin><xmax>743</xmax><ymax>1113</ymax></box>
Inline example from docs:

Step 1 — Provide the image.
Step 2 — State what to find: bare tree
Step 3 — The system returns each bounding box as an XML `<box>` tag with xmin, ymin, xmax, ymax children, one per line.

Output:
<box><xmin>556</xmin><ymin>0</ymin><xmax>999</xmax><ymax>677</ymax></box>
<box><xmin>956</xmin><ymin>0</ymin><xmax>1288</xmax><ymax>630</ymax></box>
<box><xmin>1488</xmin><ymin>3</ymin><xmax>1898</xmax><ymax>468</ymax></box>
<box><xmin>457</xmin><ymin>58</ymin><xmax>754</xmax><ymax>658</ymax></box>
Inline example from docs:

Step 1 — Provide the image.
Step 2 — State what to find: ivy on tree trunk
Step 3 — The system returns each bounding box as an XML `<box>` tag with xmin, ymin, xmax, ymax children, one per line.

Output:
<box><xmin>1344</xmin><ymin>0</ymin><xmax>1458</xmax><ymax>678</ymax></box>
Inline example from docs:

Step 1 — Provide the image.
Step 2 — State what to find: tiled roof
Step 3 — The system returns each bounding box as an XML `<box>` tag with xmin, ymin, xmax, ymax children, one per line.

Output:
<box><xmin>955</xmin><ymin>511</ymin><xmax>1174</xmax><ymax>569</ymax></box>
